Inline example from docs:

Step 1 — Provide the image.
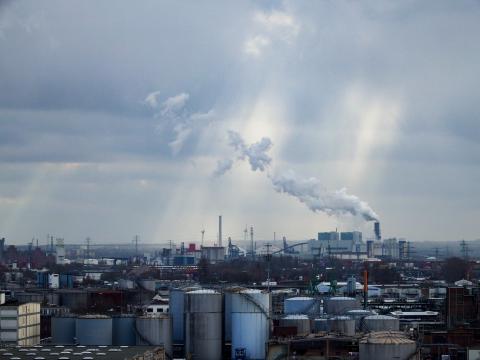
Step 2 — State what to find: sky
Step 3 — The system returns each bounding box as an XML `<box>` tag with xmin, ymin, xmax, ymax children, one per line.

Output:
<box><xmin>0</xmin><ymin>0</ymin><xmax>479</xmax><ymax>245</ymax></box>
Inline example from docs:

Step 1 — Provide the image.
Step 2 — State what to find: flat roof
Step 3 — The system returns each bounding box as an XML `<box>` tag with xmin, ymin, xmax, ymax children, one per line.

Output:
<box><xmin>0</xmin><ymin>346</ymin><xmax>161</xmax><ymax>360</ymax></box>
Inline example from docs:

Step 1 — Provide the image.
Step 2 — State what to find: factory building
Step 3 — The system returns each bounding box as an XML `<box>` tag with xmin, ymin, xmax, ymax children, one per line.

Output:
<box><xmin>0</xmin><ymin>302</ymin><xmax>41</xmax><ymax>346</ymax></box>
<box><xmin>315</xmin><ymin>230</ymin><xmax>367</xmax><ymax>258</ymax></box>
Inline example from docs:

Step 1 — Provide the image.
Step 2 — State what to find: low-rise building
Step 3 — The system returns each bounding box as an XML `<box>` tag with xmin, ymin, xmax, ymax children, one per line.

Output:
<box><xmin>0</xmin><ymin>301</ymin><xmax>41</xmax><ymax>346</ymax></box>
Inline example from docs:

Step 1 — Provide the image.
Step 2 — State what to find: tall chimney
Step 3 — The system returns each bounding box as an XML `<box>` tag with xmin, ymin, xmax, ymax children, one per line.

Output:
<box><xmin>374</xmin><ymin>221</ymin><xmax>381</xmax><ymax>242</ymax></box>
<box><xmin>218</xmin><ymin>215</ymin><xmax>222</xmax><ymax>247</ymax></box>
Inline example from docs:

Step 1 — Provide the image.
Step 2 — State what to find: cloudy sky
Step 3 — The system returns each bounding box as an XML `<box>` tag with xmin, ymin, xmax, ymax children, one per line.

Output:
<box><xmin>0</xmin><ymin>1</ymin><xmax>479</xmax><ymax>245</ymax></box>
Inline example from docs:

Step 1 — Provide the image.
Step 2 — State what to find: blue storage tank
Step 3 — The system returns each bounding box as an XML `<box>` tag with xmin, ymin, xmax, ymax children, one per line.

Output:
<box><xmin>59</xmin><ymin>274</ymin><xmax>74</xmax><ymax>289</ymax></box>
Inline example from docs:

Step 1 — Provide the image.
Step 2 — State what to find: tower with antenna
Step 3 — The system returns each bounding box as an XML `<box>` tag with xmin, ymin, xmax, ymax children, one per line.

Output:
<box><xmin>250</xmin><ymin>226</ymin><xmax>254</xmax><ymax>260</ymax></box>
<box><xmin>201</xmin><ymin>229</ymin><xmax>205</xmax><ymax>247</ymax></box>
<box><xmin>460</xmin><ymin>240</ymin><xmax>470</xmax><ymax>260</ymax></box>
<box><xmin>133</xmin><ymin>235</ymin><xmax>140</xmax><ymax>262</ymax></box>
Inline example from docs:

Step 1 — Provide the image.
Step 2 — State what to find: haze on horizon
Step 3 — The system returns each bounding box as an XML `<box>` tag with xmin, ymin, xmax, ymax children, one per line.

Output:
<box><xmin>0</xmin><ymin>1</ymin><xmax>479</xmax><ymax>245</ymax></box>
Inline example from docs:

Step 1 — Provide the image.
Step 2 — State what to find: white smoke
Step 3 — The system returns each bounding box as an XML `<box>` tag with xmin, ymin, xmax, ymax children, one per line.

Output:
<box><xmin>270</xmin><ymin>170</ymin><xmax>378</xmax><ymax>221</ymax></box>
<box><xmin>213</xmin><ymin>158</ymin><xmax>234</xmax><ymax>177</ymax></box>
<box><xmin>144</xmin><ymin>91</ymin><xmax>214</xmax><ymax>155</ymax></box>
<box><xmin>215</xmin><ymin>131</ymin><xmax>378</xmax><ymax>221</ymax></box>
<box><xmin>227</xmin><ymin>130</ymin><xmax>273</xmax><ymax>171</ymax></box>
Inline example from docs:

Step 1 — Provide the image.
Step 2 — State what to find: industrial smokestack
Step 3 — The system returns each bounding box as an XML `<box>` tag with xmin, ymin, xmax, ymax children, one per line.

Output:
<box><xmin>374</xmin><ymin>221</ymin><xmax>381</xmax><ymax>241</ymax></box>
<box><xmin>218</xmin><ymin>215</ymin><xmax>222</xmax><ymax>247</ymax></box>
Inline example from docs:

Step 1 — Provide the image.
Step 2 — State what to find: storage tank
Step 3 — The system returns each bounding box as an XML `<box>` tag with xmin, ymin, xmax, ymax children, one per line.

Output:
<box><xmin>135</xmin><ymin>314</ymin><xmax>172</xmax><ymax>357</ymax></box>
<box><xmin>313</xmin><ymin>318</ymin><xmax>328</xmax><ymax>332</ymax></box>
<box><xmin>51</xmin><ymin>316</ymin><xmax>76</xmax><ymax>344</ymax></box>
<box><xmin>280</xmin><ymin>315</ymin><xmax>311</xmax><ymax>335</ymax></box>
<box><xmin>359</xmin><ymin>331</ymin><xmax>417</xmax><ymax>360</ymax></box>
<box><xmin>112</xmin><ymin>314</ymin><xmax>136</xmax><ymax>345</ymax></box>
<box><xmin>363</xmin><ymin>315</ymin><xmax>400</xmax><ymax>332</ymax></box>
<box><xmin>170</xmin><ymin>286</ymin><xmax>201</xmax><ymax>344</ymax></box>
<box><xmin>231</xmin><ymin>289</ymin><xmax>270</xmax><ymax>360</ymax></box>
<box><xmin>224</xmin><ymin>286</ymin><xmax>246</xmax><ymax>343</ymax></box>
<box><xmin>76</xmin><ymin>315</ymin><xmax>112</xmax><ymax>345</ymax></box>
<box><xmin>327</xmin><ymin>316</ymin><xmax>355</xmax><ymax>336</ymax></box>
<box><xmin>324</xmin><ymin>297</ymin><xmax>359</xmax><ymax>315</ymax></box>
<box><xmin>346</xmin><ymin>309</ymin><xmax>375</xmax><ymax>330</ymax></box>
<box><xmin>185</xmin><ymin>289</ymin><xmax>222</xmax><ymax>360</ymax></box>
<box><xmin>284</xmin><ymin>296</ymin><xmax>318</xmax><ymax>315</ymax></box>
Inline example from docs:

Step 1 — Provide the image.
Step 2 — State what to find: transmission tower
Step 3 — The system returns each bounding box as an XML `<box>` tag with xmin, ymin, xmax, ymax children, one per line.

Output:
<box><xmin>460</xmin><ymin>240</ymin><xmax>470</xmax><ymax>260</ymax></box>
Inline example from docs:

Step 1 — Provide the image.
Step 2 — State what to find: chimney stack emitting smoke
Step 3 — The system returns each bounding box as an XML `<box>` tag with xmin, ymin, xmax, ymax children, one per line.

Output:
<box><xmin>374</xmin><ymin>221</ymin><xmax>381</xmax><ymax>241</ymax></box>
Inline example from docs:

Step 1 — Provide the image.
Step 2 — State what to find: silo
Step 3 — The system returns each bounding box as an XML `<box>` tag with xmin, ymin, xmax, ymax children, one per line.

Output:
<box><xmin>324</xmin><ymin>297</ymin><xmax>359</xmax><ymax>315</ymax></box>
<box><xmin>231</xmin><ymin>289</ymin><xmax>270</xmax><ymax>360</ymax></box>
<box><xmin>363</xmin><ymin>315</ymin><xmax>400</xmax><ymax>332</ymax></box>
<box><xmin>185</xmin><ymin>289</ymin><xmax>222</xmax><ymax>360</ymax></box>
<box><xmin>224</xmin><ymin>286</ymin><xmax>245</xmax><ymax>343</ymax></box>
<box><xmin>284</xmin><ymin>297</ymin><xmax>318</xmax><ymax>315</ymax></box>
<box><xmin>346</xmin><ymin>309</ymin><xmax>375</xmax><ymax>331</ymax></box>
<box><xmin>51</xmin><ymin>316</ymin><xmax>76</xmax><ymax>344</ymax></box>
<box><xmin>135</xmin><ymin>314</ymin><xmax>172</xmax><ymax>357</ymax></box>
<box><xmin>170</xmin><ymin>286</ymin><xmax>201</xmax><ymax>345</ymax></box>
<box><xmin>327</xmin><ymin>316</ymin><xmax>356</xmax><ymax>336</ymax></box>
<box><xmin>76</xmin><ymin>315</ymin><xmax>112</xmax><ymax>345</ymax></box>
<box><xmin>313</xmin><ymin>318</ymin><xmax>328</xmax><ymax>332</ymax></box>
<box><xmin>359</xmin><ymin>331</ymin><xmax>417</xmax><ymax>360</ymax></box>
<box><xmin>112</xmin><ymin>314</ymin><xmax>136</xmax><ymax>345</ymax></box>
<box><xmin>280</xmin><ymin>315</ymin><xmax>311</xmax><ymax>335</ymax></box>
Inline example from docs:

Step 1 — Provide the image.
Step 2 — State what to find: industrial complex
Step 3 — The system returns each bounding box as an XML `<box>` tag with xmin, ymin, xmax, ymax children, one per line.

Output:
<box><xmin>0</xmin><ymin>218</ymin><xmax>479</xmax><ymax>359</ymax></box>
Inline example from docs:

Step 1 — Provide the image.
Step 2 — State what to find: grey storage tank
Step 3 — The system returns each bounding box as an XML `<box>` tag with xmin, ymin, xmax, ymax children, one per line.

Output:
<box><xmin>324</xmin><ymin>297</ymin><xmax>359</xmax><ymax>315</ymax></box>
<box><xmin>135</xmin><ymin>314</ymin><xmax>172</xmax><ymax>357</ymax></box>
<box><xmin>112</xmin><ymin>314</ymin><xmax>136</xmax><ymax>345</ymax></box>
<box><xmin>284</xmin><ymin>296</ymin><xmax>318</xmax><ymax>315</ymax></box>
<box><xmin>363</xmin><ymin>315</ymin><xmax>400</xmax><ymax>332</ymax></box>
<box><xmin>346</xmin><ymin>309</ymin><xmax>375</xmax><ymax>331</ymax></box>
<box><xmin>360</xmin><ymin>331</ymin><xmax>417</xmax><ymax>360</ymax></box>
<box><xmin>327</xmin><ymin>316</ymin><xmax>356</xmax><ymax>336</ymax></box>
<box><xmin>76</xmin><ymin>315</ymin><xmax>112</xmax><ymax>345</ymax></box>
<box><xmin>51</xmin><ymin>316</ymin><xmax>76</xmax><ymax>344</ymax></box>
<box><xmin>280</xmin><ymin>315</ymin><xmax>311</xmax><ymax>335</ymax></box>
<box><xmin>170</xmin><ymin>286</ymin><xmax>200</xmax><ymax>344</ymax></box>
<box><xmin>185</xmin><ymin>289</ymin><xmax>223</xmax><ymax>360</ymax></box>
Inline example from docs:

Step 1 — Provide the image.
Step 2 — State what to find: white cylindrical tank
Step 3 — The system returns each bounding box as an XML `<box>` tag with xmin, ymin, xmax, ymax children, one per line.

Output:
<box><xmin>327</xmin><ymin>316</ymin><xmax>356</xmax><ymax>336</ymax></box>
<box><xmin>51</xmin><ymin>316</ymin><xmax>76</xmax><ymax>344</ymax></box>
<box><xmin>363</xmin><ymin>315</ymin><xmax>400</xmax><ymax>332</ymax></box>
<box><xmin>284</xmin><ymin>296</ymin><xmax>318</xmax><ymax>315</ymax></box>
<box><xmin>231</xmin><ymin>289</ymin><xmax>270</xmax><ymax>360</ymax></box>
<box><xmin>76</xmin><ymin>315</ymin><xmax>112</xmax><ymax>345</ymax></box>
<box><xmin>359</xmin><ymin>331</ymin><xmax>417</xmax><ymax>360</ymax></box>
<box><xmin>324</xmin><ymin>297</ymin><xmax>359</xmax><ymax>315</ymax></box>
<box><xmin>185</xmin><ymin>289</ymin><xmax>223</xmax><ymax>360</ymax></box>
<box><xmin>135</xmin><ymin>314</ymin><xmax>172</xmax><ymax>357</ymax></box>
<box><xmin>280</xmin><ymin>315</ymin><xmax>311</xmax><ymax>335</ymax></box>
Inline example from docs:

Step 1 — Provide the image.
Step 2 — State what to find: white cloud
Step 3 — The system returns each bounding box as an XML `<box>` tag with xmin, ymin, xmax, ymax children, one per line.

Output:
<box><xmin>244</xmin><ymin>35</ymin><xmax>270</xmax><ymax>57</ymax></box>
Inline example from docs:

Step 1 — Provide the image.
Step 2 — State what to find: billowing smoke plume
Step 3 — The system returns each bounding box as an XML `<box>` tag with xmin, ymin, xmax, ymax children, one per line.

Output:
<box><xmin>228</xmin><ymin>130</ymin><xmax>273</xmax><ymax>171</ymax></box>
<box><xmin>144</xmin><ymin>91</ymin><xmax>215</xmax><ymax>155</ymax></box>
<box><xmin>270</xmin><ymin>170</ymin><xmax>378</xmax><ymax>221</ymax></box>
<box><xmin>213</xmin><ymin>131</ymin><xmax>272</xmax><ymax>176</ymax></box>
<box><xmin>215</xmin><ymin>131</ymin><xmax>378</xmax><ymax>221</ymax></box>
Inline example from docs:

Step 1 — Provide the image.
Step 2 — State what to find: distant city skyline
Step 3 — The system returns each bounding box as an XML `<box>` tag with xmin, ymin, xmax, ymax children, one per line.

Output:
<box><xmin>0</xmin><ymin>1</ymin><xmax>479</xmax><ymax>244</ymax></box>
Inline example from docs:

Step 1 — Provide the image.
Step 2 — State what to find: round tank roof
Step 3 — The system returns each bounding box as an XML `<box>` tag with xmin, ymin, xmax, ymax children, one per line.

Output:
<box><xmin>360</xmin><ymin>331</ymin><xmax>415</xmax><ymax>345</ymax></box>
<box><xmin>187</xmin><ymin>289</ymin><xmax>219</xmax><ymax>294</ymax></box>
<box><xmin>328</xmin><ymin>296</ymin><xmax>356</xmax><ymax>301</ymax></box>
<box><xmin>283</xmin><ymin>314</ymin><xmax>309</xmax><ymax>320</ymax></box>
<box><xmin>78</xmin><ymin>315</ymin><xmax>111</xmax><ymax>319</ymax></box>
<box><xmin>365</xmin><ymin>315</ymin><xmax>397</xmax><ymax>320</ymax></box>
<box><xmin>286</xmin><ymin>296</ymin><xmax>314</xmax><ymax>301</ymax></box>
